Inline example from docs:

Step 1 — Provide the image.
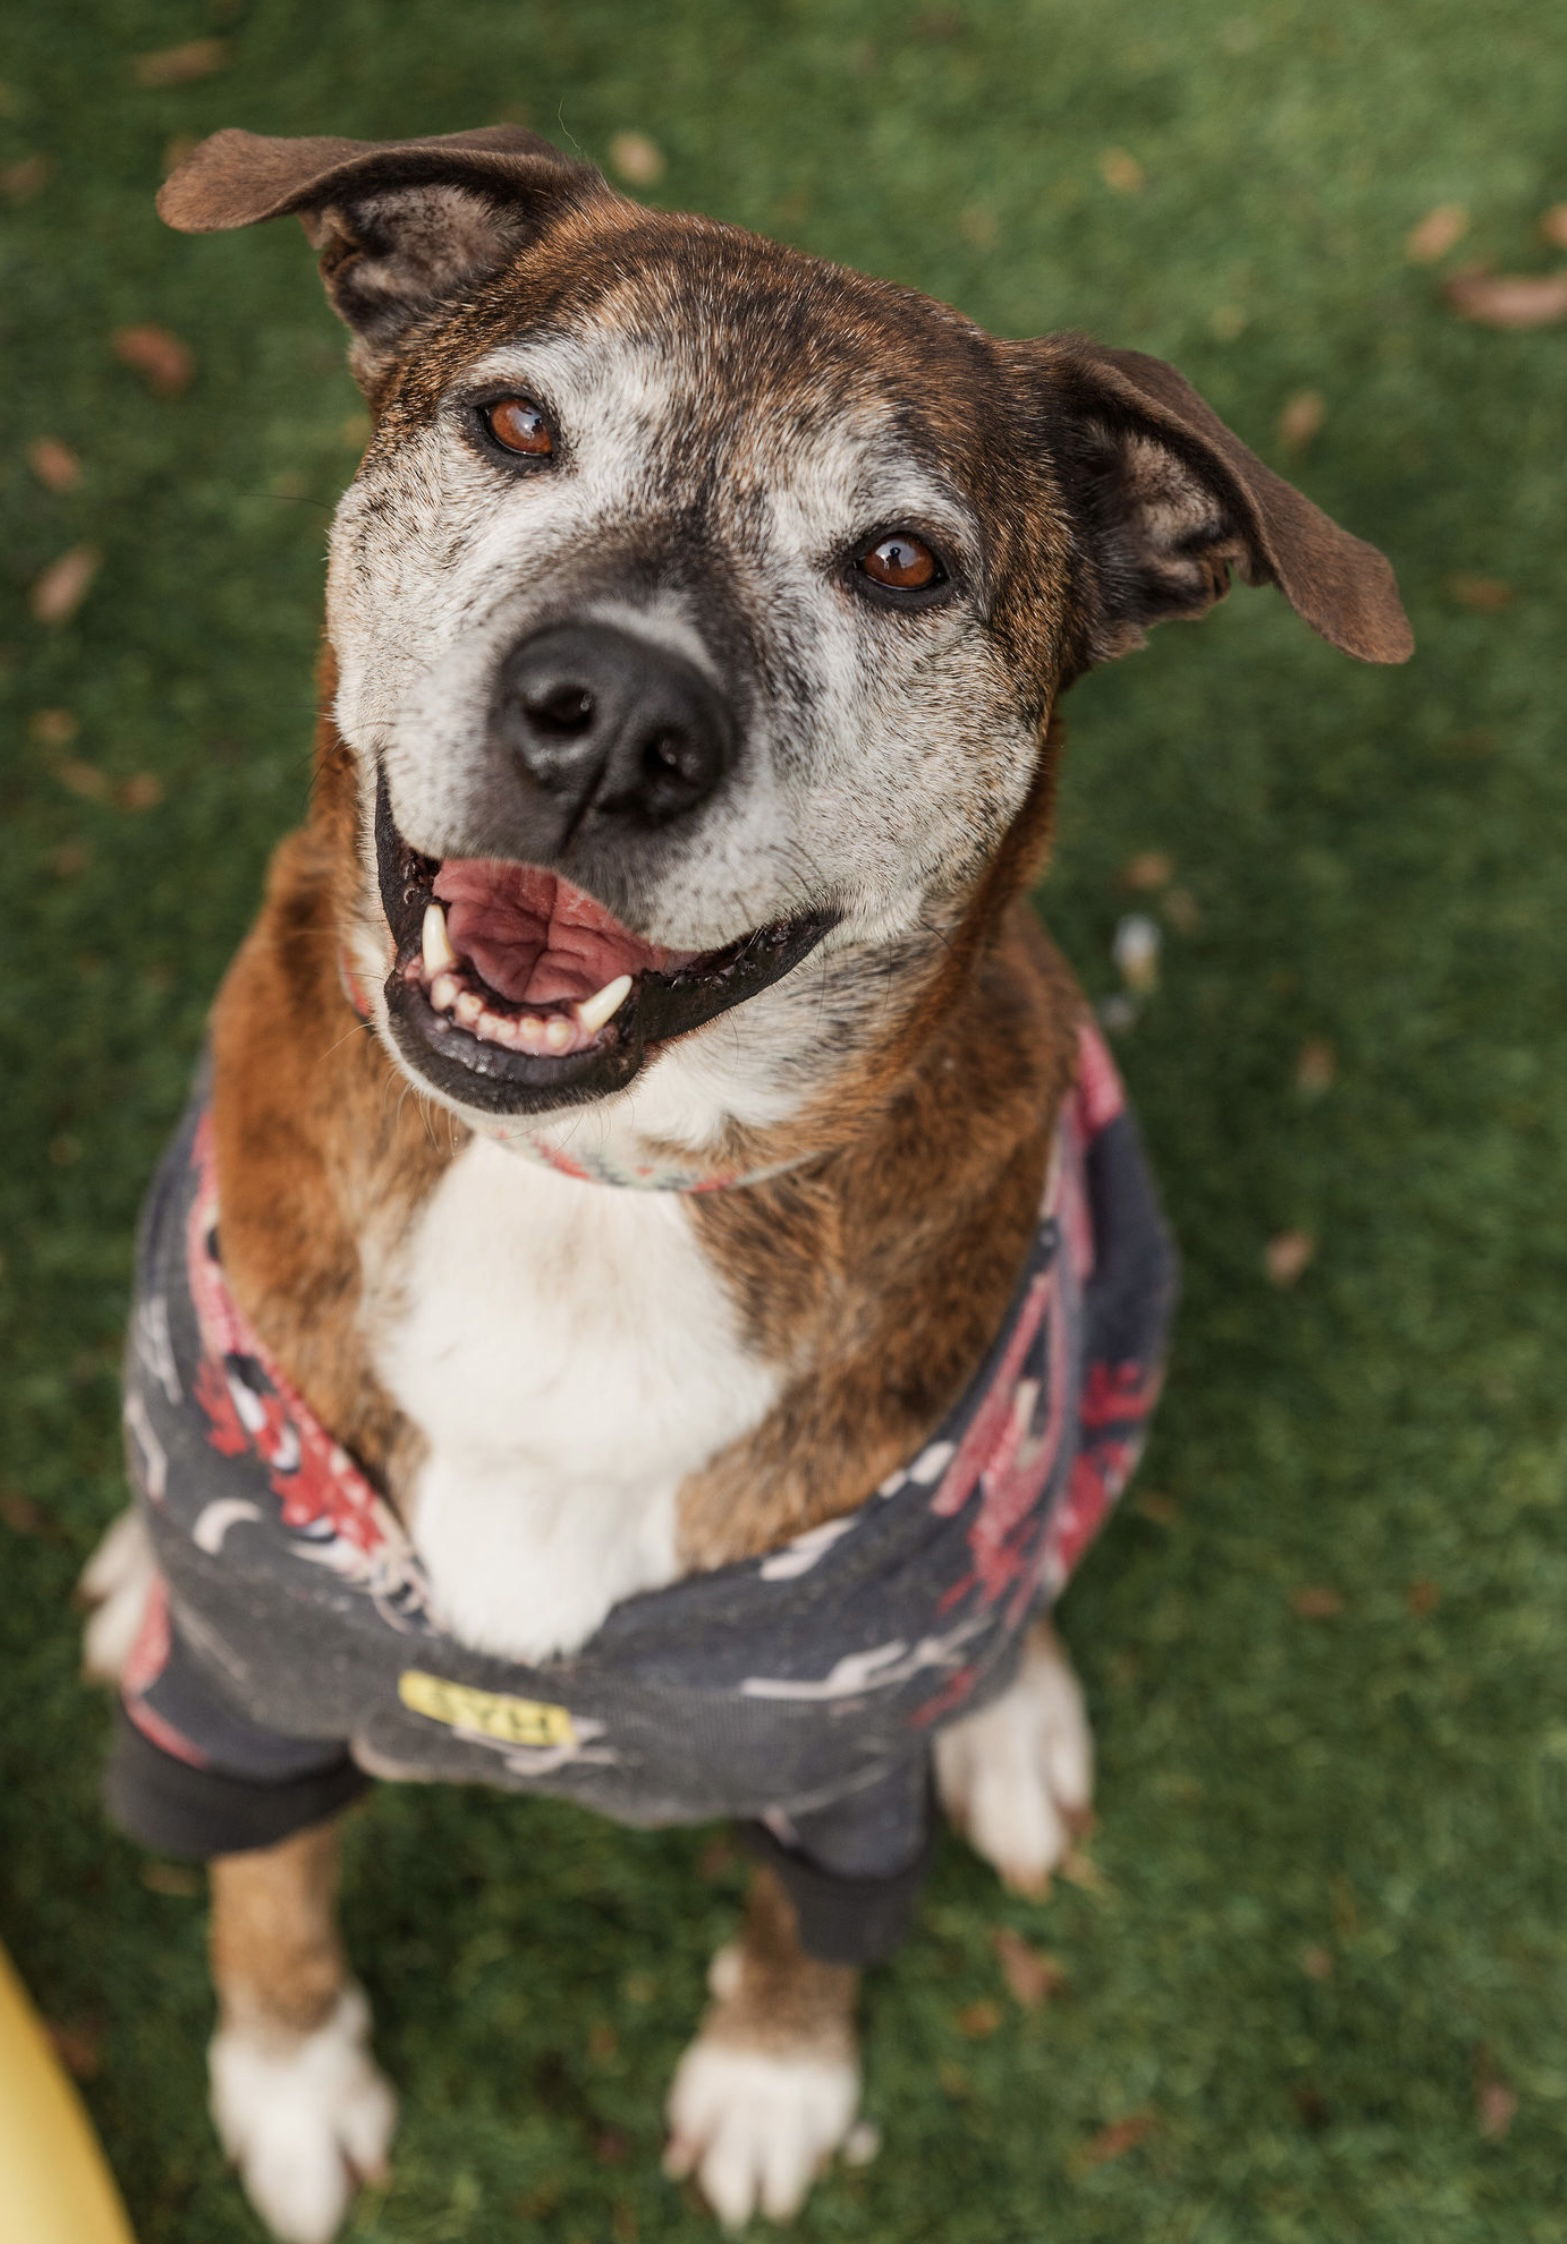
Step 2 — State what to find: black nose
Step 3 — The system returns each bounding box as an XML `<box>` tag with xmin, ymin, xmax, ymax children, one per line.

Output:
<box><xmin>494</xmin><ymin>623</ymin><xmax>732</xmax><ymax>828</ymax></box>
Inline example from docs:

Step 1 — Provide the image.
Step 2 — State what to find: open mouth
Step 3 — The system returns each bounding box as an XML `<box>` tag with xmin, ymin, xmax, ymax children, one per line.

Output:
<box><xmin>374</xmin><ymin>778</ymin><xmax>835</xmax><ymax>1116</ymax></box>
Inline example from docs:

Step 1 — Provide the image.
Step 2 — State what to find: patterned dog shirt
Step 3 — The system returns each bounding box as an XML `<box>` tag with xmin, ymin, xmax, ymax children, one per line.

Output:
<box><xmin>107</xmin><ymin>1021</ymin><xmax>1175</xmax><ymax>1963</ymax></box>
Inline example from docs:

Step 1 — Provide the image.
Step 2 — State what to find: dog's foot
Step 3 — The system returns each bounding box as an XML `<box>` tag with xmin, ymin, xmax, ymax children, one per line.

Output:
<box><xmin>209</xmin><ymin>1985</ymin><xmax>397</xmax><ymax>2244</ymax></box>
<box><xmin>667</xmin><ymin>1949</ymin><xmax>859</xmax><ymax>2231</ymax></box>
<box><xmin>79</xmin><ymin>1509</ymin><xmax>157</xmax><ymax>1683</ymax></box>
<box><xmin>933</xmin><ymin>1618</ymin><xmax>1093</xmax><ymax>1894</ymax></box>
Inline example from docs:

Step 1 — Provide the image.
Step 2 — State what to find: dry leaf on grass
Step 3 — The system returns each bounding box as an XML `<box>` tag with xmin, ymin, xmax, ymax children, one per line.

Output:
<box><xmin>1277</xmin><ymin>388</ymin><xmax>1325</xmax><ymax>452</ymax></box>
<box><xmin>1291</xmin><ymin>1585</ymin><xmax>1345</xmax><ymax>1620</ymax></box>
<box><xmin>56</xmin><ymin>759</ymin><xmax>111</xmax><ymax>801</ymax></box>
<box><xmin>29</xmin><ymin>707</ymin><xmax>79</xmax><ymax>746</ymax></box>
<box><xmin>956</xmin><ymin>1998</ymin><xmax>1003</xmax><ymax>2038</ymax></box>
<box><xmin>1300</xmin><ymin>1945</ymin><xmax>1334</xmax><ymax>1981</ymax></box>
<box><xmin>1161</xmin><ymin>886</ymin><xmax>1200</xmax><ymax>934</ymax></box>
<box><xmin>1475</xmin><ymin>2054</ymin><xmax>1517</xmax><ymax>2141</ymax></box>
<box><xmin>1120</xmin><ymin>849</ymin><xmax>1173</xmax><ymax>890</ymax></box>
<box><xmin>130</xmin><ymin>38</ymin><xmax>227</xmax><ymax>88</ymax></box>
<box><xmin>1406</xmin><ymin>203</ymin><xmax>1468</xmax><ymax>263</ymax></box>
<box><xmin>992</xmin><ymin>1927</ymin><xmax>1066</xmax><ymax>2009</ymax></box>
<box><xmin>1541</xmin><ymin>203</ymin><xmax>1567</xmax><ymax>250</ymax></box>
<box><xmin>0</xmin><ymin>1488</ymin><xmax>47</xmax><ymax>1535</ymax></box>
<box><xmin>30</xmin><ymin>545</ymin><xmax>101</xmax><ymax>625</ymax></box>
<box><xmin>1078</xmin><ymin>2112</ymin><xmax>1157</xmax><ymax>2168</ymax></box>
<box><xmin>1446</xmin><ymin>572</ymin><xmax>1513</xmax><ymax>611</ymax></box>
<box><xmin>1407</xmin><ymin>1577</ymin><xmax>1441</xmax><ymax>1616</ymax></box>
<box><xmin>119</xmin><ymin>773</ymin><xmax>165</xmax><ymax>811</ymax></box>
<box><xmin>608</xmin><ymin>131</ymin><xmax>665</xmax><ymax>186</ymax></box>
<box><xmin>1265</xmin><ymin>1230</ymin><xmax>1316</xmax><ymax>1286</ymax></box>
<box><xmin>1444</xmin><ymin>269</ymin><xmax>1567</xmax><ymax>328</ymax></box>
<box><xmin>1295</xmin><ymin>1038</ymin><xmax>1337</xmax><ymax>1094</ymax></box>
<box><xmin>114</xmin><ymin>323</ymin><xmax>194</xmax><ymax>397</ymax></box>
<box><xmin>1135</xmin><ymin>1489</ymin><xmax>1180</xmax><ymax>1526</ymax></box>
<box><xmin>2</xmin><ymin>154</ymin><xmax>50</xmax><ymax>200</ymax></box>
<box><xmin>44</xmin><ymin>2017</ymin><xmax>104</xmax><ymax>2080</ymax></box>
<box><xmin>1098</xmin><ymin>148</ymin><xmax>1145</xmax><ymax>194</ymax></box>
<box><xmin>26</xmin><ymin>436</ymin><xmax>81</xmax><ymax>492</ymax></box>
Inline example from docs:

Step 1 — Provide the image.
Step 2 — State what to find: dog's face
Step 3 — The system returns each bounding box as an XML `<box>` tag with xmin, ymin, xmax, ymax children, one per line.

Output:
<box><xmin>164</xmin><ymin>129</ymin><xmax>1410</xmax><ymax>1138</ymax></box>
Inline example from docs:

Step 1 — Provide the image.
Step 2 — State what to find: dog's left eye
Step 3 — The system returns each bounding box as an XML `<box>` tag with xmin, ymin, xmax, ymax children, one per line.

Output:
<box><xmin>481</xmin><ymin>397</ymin><xmax>555</xmax><ymax>457</ymax></box>
<box><xmin>857</xmin><ymin>532</ymin><xmax>945</xmax><ymax>593</ymax></box>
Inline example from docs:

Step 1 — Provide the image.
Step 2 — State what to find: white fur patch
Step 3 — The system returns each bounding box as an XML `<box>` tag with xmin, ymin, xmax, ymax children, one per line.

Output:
<box><xmin>933</xmin><ymin>1624</ymin><xmax>1094</xmax><ymax>1893</ymax></box>
<box><xmin>665</xmin><ymin>2035</ymin><xmax>861</xmax><ymax>2230</ymax></box>
<box><xmin>209</xmin><ymin>1984</ymin><xmax>396</xmax><ymax>2244</ymax></box>
<box><xmin>372</xmin><ymin>1135</ymin><xmax>780</xmax><ymax>1662</ymax></box>
<box><xmin>79</xmin><ymin>1508</ymin><xmax>158</xmax><ymax>1683</ymax></box>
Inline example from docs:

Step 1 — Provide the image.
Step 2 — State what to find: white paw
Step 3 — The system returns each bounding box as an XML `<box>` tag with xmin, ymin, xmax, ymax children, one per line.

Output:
<box><xmin>933</xmin><ymin>1621</ymin><xmax>1093</xmax><ymax>1894</ymax></box>
<box><xmin>209</xmin><ymin>1985</ymin><xmax>397</xmax><ymax>2244</ymax></box>
<box><xmin>79</xmin><ymin>1509</ymin><xmax>158</xmax><ymax>1683</ymax></box>
<box><xmin>665</xmin><ymin>2035</ymin><xmax>860</xmax><ymax>2230</ymax></box>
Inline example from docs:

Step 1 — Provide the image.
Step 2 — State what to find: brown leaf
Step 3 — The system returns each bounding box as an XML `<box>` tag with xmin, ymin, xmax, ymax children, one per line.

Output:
<box><xmin>1078</xmin><ymin>2112</ymin><xmax>1157</xmax><ymax>2168</ymax></box>
<box><xmin>114</xmin><ymin>324</ymin><xmax>194</xmax><ymax>397</ymax></box>
<box><xmin>1475</xmin><ymin>2058</ymin><xmax>1517</xmax><ymax>2141</ymax></box>
<box><xmin>608</xmin><ymin>131</ymin><xmax>665</xmax><ymax>187</ymax></box>
<box><xmin>118</xmin><ymin>773</ymin><xmax>165</xmax><ymax>812</ymax></box>
<box><xmin>1300</xmin><ymin>1944</ymin><xmax>1334</xmax><ymax>1981</ymax></box>
<box><xmin>44</xmin><ymin>2016</ymin><xmax>104</xmax><ymax>2080</ymax></box>
<box><xmin>1295</xmin><ymin>1039</ymin><xmax>1336</xmax><ymax>1095</ymax></box>
<box><xmin>1445</xmin><ymin>572</ymin><xmax>1513</xmax><ymax>612</ymax></box>
<box><xmin>1541</xmin><ymin>204</ymin><xmax>1567</xmax><ymax>250</ymax></box>
<box><xmin>1265</xmin><ymin>1230</ymin><xmax>1316</xmax><ymax>1286</ymax></box>
<box><xmin>1406</xmin><ymin>203</ymin><xmax>1468</xmax><ymax>263</ymax></box>
<box><xmin>26</xmin><ymin>436</ymin><xmax>81</xmax><ymax>492</ymax></box>
<box><xmin>1407</xmin><ymin>1577</ymin><xmax>1441</xmax><ymax>1616</ymax></box>
<box><xmin>1291</xmin><ymin>2084</ymin><xmax>1331</xmax><ymax>2131</ymax></box>
<box><xmin>29</xmin><ymin>707</ymin><xmax>79</xmax><ymax>746</ymax></box>
<box><xmin>587</xmin><ymin>2021</ymin><xmax>618</xmax><ymax>2062</ymax></box>
<box><xmin>1120</xmin><ymin>849</ymin><xmax>1174</xmax><ymax>890</ymax></box>
<box><xmin>56</xmin><ymin>758</ymin><xmax>111</xmax><ymax>802</ymax></box>
<box><xmin>992</xmin><ymin>1926</ymin><xmax>1066</xmax><ymax>2010</ymax></box>
<box><xmin>1277</xmin><ymin>388</ymin><xmax>1325</xmax><ymax>452</ymax></box>
<box><xmin>2</xmin><ymin>154</ymin><xmax>50</xmax><ymax>201</ymax></box>
<box><xmin>0</xmin><ymin>1487</ymin><xmax>47</xmax><ymax>1535</ymax></box>
<box><xmin>50</xmin><ymin>841</ymin><xmax>92</xmax><ymax>881</ymax></box>
<box><xmin>1291</xmin><ymin>1585</ymin><xmax>1345</xmax><ymax>1620</ymax></box>
<box><xmin>30</xmin><ymin>545</ymin><xmax>101</xmax><ymax>625</ymax></box>
<box><xmin>956</xmin><ymin>1998</ymin><xmax>1003</xmax><ymax>2038</ymax></box>
<box><xmin>1098</xmin><ymin>148</ymin><xmax>1145</xmax><ymax>194</ymax></box>
<box><xmin>1135</xmin><ymin>1489</ymin><xmax>1180</xmax><ymax>1526</ymax></box>
<box><xmin>130</xmin><ymin>38</ymin><xmax>228</xmax><ymax>88</ymax></box>
<box><xmin>1445</xmin><ymin>268</ymin><xmax>1567</xmax><ymax>328</ymax></box>
<box><xmin>1161</xmin><ymin>886</ymin><xmax>1201</xmax><ymax>935</ymax></box>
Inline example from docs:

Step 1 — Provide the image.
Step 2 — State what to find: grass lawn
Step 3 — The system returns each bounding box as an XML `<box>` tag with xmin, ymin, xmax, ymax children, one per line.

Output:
<box><xmin>3</xmin><ymin>2</ymin><xmax>1565</xmax><ymax>2239</ymax></box>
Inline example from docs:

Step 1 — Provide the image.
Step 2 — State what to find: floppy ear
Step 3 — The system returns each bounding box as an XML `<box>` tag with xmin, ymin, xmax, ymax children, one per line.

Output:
<box><xmin>1011</xmin><ymin>335</ymin><xmax>1413</xmax><ymax>667</ymax></box>
<box><xmin>157</xmin><ymin>126</ymin><xmax>610</xmax><ymax>387</ymax></box>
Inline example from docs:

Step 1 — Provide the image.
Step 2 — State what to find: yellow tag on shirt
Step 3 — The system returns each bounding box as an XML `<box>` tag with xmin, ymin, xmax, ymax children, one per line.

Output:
<box><xmin>398</xmin><ymin>1669</ymin><xmax>576</xmax><ymax>1749</ymax></box>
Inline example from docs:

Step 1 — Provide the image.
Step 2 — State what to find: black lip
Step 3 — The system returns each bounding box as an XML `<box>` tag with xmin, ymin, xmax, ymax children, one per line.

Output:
<box><xmin>372</xmin><ymin>771</ymin><xmax>835</xmax><ymax>1118</ymax></box>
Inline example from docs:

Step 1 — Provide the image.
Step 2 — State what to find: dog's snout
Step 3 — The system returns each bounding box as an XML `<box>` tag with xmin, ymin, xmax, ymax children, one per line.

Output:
<box><xmin>496</xmin><ymin>624</ymin><xmax>731</xmax><ymax>827</ymax></box>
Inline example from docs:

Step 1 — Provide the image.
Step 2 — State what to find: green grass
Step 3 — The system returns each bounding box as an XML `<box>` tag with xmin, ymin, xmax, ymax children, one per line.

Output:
<box><xmin>4</xmin><ymin>2</ymin><xmax>1566</xmax><ymax>2238</ymax></box>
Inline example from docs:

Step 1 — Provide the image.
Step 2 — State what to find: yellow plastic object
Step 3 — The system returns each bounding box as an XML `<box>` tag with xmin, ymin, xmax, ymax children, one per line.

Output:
<box><xmin>0</xmin><ymin>1943</ymin><xmax>137</xmax><ymax>2244</ymax></box>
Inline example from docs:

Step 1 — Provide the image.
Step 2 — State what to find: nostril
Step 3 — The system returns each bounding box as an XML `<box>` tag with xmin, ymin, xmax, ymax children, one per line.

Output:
<box><xmin>644</xmin><ymin>730</ymin><xmax>692</xmax><ymax>779</ymax></box>
<box><xmin>523</xmin><ymin>682</ymin><xmax>596</xmax><ymax>737</ymax></box>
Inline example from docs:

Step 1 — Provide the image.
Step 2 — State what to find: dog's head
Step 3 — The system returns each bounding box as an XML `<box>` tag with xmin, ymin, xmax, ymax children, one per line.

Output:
<box><xmin>163</xmin><ymin>127</ymin><xmax>1410</xmax><ymax>1154</ymax></box>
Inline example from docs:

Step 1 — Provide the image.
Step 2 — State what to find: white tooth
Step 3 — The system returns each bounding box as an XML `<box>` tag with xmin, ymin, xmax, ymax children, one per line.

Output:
<box><xmin>515</xmin><ymin>1014</ymin><xmax>549</xmax><ymax>1050</ymax></box>
<box><xmin>429</xmin><ymin>971</ymin><xmax>459</xmax><ymax>1013</ymax></box>
<box><xmin>422</xmin><ymin>901</ymin><xmax>458</xmax><ymax>976</ymax></box>
<box><xmin>575</xmin><ymin>973</ymin><xmax>633</xmax><ymax>1034</ymax></box>
<box><xmin>542</xmin><ymin>1015</ymin><xmax>574</xmax><ymax>1053</ymax></box>
<box><xmin>454</xmin><ymin>991</ymin><xmax>482</xmax><ymax>1028</ymax></box>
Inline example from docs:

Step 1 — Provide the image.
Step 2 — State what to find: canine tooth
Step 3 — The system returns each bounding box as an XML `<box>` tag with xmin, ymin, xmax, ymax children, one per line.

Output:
<box><xmin>454</xmin><ymin>991</ymin><xmax>482</xmax><ymax>1028</ymax></box>
<box><xmin>575</xmin><ymin>973</ymin><xmax>633</xmax><ymax>1034</ymax></box>
<box><xmin>429</xmin><ymin>971</ymin><xmax>459</xmax><ymax>1012</ymax></box>
<box><xmin>542</xmin><ymin>1015</ymin><xmax>574</xmax><ymax>1053</ymax></box>
<box><xmin>422</xmin><ymin>901</ymin><xmax>458</xmax><ymax>976</ymax></box>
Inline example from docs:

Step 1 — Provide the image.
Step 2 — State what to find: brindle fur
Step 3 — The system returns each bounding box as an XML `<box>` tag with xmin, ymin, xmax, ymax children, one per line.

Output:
<box><xmin>135</xmin><ymin>124</ymin><xmax>1410</xmax><ymax>2237</ymax></box>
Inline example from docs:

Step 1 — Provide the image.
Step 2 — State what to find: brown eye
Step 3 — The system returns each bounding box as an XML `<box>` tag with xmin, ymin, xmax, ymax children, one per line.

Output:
<box><xmin>859</xmin><ymin>532</ymin><xmax>942</xmax><ymax>592</ymax></box>
<box><xmin>483</xmin><ymin>396</ymin><xmax>554</xmax><ymax>456</ymax></box>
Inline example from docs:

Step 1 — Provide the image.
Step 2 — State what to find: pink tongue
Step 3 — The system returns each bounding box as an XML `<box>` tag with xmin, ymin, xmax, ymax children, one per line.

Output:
<box><xmin>432</xmin><ymin>860</ymin><xmax>678</xmax><ymax>1005</ymax></box>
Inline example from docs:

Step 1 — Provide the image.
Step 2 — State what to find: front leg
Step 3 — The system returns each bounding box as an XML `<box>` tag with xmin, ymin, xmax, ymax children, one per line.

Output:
<box><xmin>209</xmin><ymin>1821</ymin><xmax>396</xmax><ymax>2244</ymax></box>
<box><xmin>666</xmin><ymin>1863</ymin><xmax>862</xmax><ymax>2229</ymax></box>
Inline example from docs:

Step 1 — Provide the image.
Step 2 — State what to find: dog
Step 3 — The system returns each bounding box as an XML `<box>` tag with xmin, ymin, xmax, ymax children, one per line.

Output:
<box><xmin>79</xmin><ymin>125</ymin><xmax>1411</xmax><ymax>2244</ymax></box>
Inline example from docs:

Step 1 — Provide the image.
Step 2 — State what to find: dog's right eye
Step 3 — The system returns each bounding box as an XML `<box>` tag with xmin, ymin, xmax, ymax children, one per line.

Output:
<box><xmin>481</xmin><ymin>397</ymin><xmax>555</xmax><ymax>457</ymax></box>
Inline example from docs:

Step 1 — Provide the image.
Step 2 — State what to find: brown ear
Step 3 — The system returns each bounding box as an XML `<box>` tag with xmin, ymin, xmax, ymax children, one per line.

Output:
<box><xmin>1011</xmin><ymin>336</ymin><xmax>1413</xmax><ymax>667</ymax></box>
<box><xmin>157</xmin><ymin>127</ymin><xmax>610</xmax><ymax>385</ymax></box>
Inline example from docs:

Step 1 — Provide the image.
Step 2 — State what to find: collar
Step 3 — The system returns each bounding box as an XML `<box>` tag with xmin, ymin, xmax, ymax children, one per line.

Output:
<box><xmin>338</xmin><ymin>945</ymin><xmax>813</xmax><ymax>1194</ymax></box>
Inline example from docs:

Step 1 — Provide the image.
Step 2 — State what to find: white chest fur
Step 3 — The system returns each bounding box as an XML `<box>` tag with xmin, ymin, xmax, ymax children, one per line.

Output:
<box><xmin>371</xmin><ymin>1137</ymin><xmax>780</xmax><ymax>1663</ymax></box>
